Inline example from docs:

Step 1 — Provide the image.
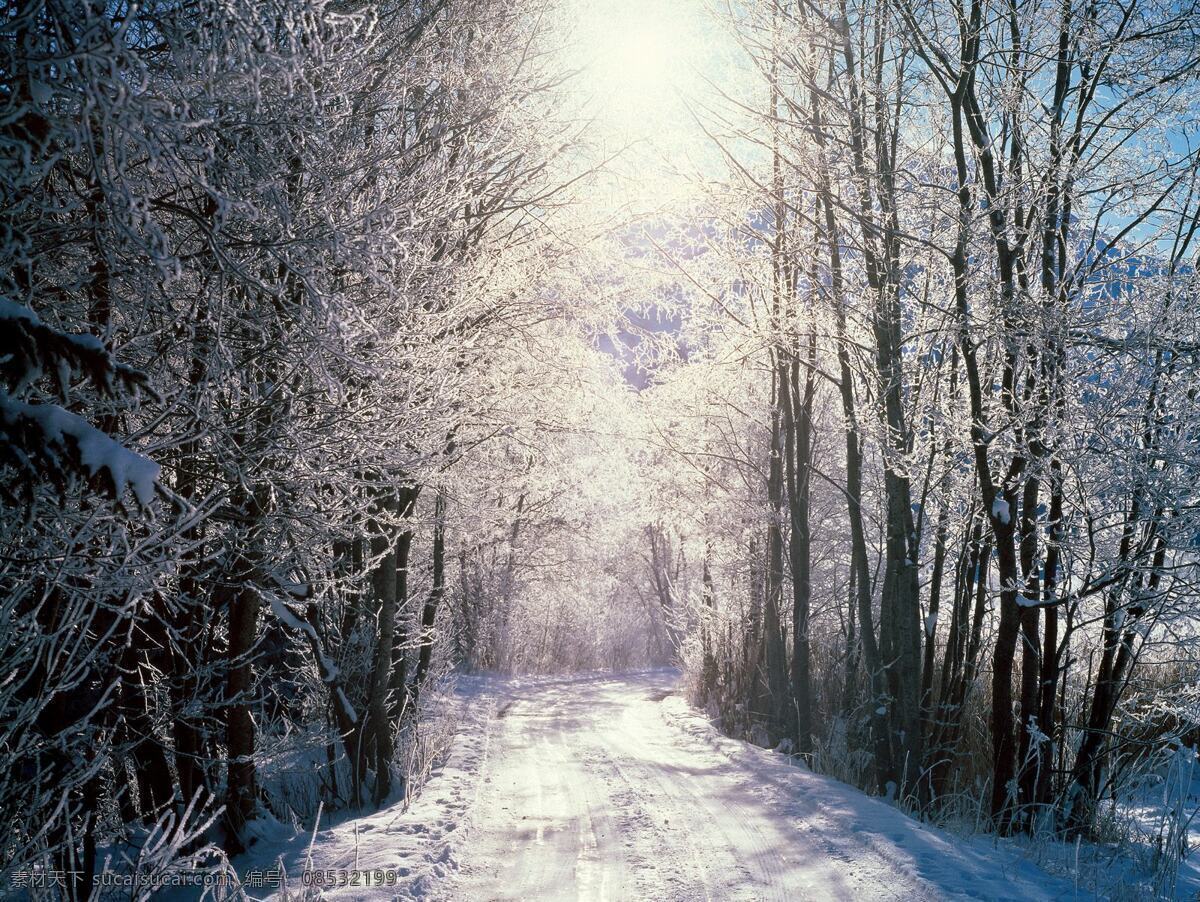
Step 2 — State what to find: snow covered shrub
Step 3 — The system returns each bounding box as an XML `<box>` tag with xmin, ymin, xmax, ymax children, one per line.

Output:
<box><xmin>811</xmin><ymin>716</ymin><xmax>873</xmax><ymax>789</ymax></box>
<box><xmin>96</xmin><ymin>796</ymin><xmax>239</xmax><ymax>902</ymax></box>
<box><xmin>1152</xmin><ymin>747</ymin><xmax>1197</xmax><ymax>897</ymax></box>
<box><xmin>396</xmin><ymin>676</ymin><xmax>462</xmax><ymax>809</ymax></box>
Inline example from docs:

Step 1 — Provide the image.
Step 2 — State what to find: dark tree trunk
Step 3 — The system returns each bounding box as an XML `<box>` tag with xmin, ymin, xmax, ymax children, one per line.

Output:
<box><xmin>1066</xmin><ymin>353</ymin><xmax>1168</xmax><ymax>834</ymax></box>
<box><xmin>1065</xmin><ymin>598</ymin><xmax>1126</xmax><ymax>834</ymax></box>
<box><xmin>1066</xmin><ymin>530</ymin><xmax>1164</xmax><ymax>835</ymax></box>
<box><xmin>781</xmin><ymin>349</ymin><xmax>815</xmax><ymax>757</ymax></box>
<box><xmin>989</xmin><ymin>512</ymin><xmax>1021</xmax><ymax>829</ymax></box>
<box><xmin>701</xmin><ymin>541</ymin><xmax>718</xmax><ymax>697</ymax></box>
<box><xmin>169</xmin><ymin>603</ymin><xmax>211</xmax><ymax>812</ymax></box>
<box><xmin>221</xmin><ymin>384</ymin><xmax>281</xmax><ymax>849</ymax></box>
<box><xmin>761</xmin><ymin>370</ymin><xmax>791</xmax><ymax>744</ymax></box>
<box><xmin>295</xmin><ymin>597</ymin><xmax>363</xmax><ymax>804</ymax></box>
<box><xmin>119</xmin><ymin>644</ymin><xmax>175</xmax><ymax>822</ymax></box>
<box><xmin>389</xmin><ymin>527</ymin><xmax>414</xmax><ymax>720</ymax></box>
<box><xmin>389</xmin><ymin>484</ymin><xmax>419</xmax><ymax>722</ymax></box>
<box><xmin>841</xmin><ymin>565</ymin><xmax>860</xmax><ymax>718</ymax></box>
<box><xmin>224</xmin><ymin>580</ymin><xmax>261</xmax><ymax>851</ymax></box>
<box><xmin>223</xmin><ymin>409</ymin><xmax>274</xmax><ymax>850</ymax></box>
<box><xmin>333</xmin><ymin>537</ymin><xmax>369</xmax><ymax>805</ymax></box>
<box><xmin>919</xmin><ymin>497</ymin><xmax>949</xmax><ymax>757</ymax></box>
<box><xmin>759</xmin><ymin>46</ymin><xmax>792</xmax><ymax>747</ymax></box>
<box><xmin>367</xmin><ymin>487</ymin><xmax>399</xmax><ymax>806</ymax></box>
<box><xmin>930</xmin><ymin>517</ymin><xmax>989</xmax><ymax>799</ymax></box>
<box><xmin>1015</xmin><ymin>472</ymin><xmax>1044</xmax><ymax>827</ymax></box>
<box><xmin>1035</xmin><ymin>461</ymin><xmax>1064</xmax><ymax>811</ymax></box>
<box><xmin>746</xmin><ymin>534</ymin><xmax>765</xmax><ymax>708</ymax></box>
<box><xmin>414</xmin><ymin>490</ymin><xmax>447</xmax><ymax>694</ymax></box>
<box><xmin>834</xmin><ymin>0</ymin><xmax>924</xmax><ymax>802</ymax></box>
<box><xmin>814</xmin><ymin>183</ymin><xmax>891</xmax><ymax>792</ymax></box>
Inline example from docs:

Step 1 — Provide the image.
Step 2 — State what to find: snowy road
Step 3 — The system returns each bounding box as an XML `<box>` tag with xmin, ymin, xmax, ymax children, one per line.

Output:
<box><xmin>229</xmin><ymin>670</ymin><xmax>1086</xmax><ymax>900</ymax></box>
<box><xmin>447</xmin><ymin>671</ymin><xmax>1084</xmax><ymax>902</ymax></box>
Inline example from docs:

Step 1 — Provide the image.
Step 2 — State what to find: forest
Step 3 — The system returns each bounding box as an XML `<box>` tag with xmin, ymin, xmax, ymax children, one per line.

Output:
<box><xmin>2</xmin><ymin>0</ymin><xmax>1199</xmax><ymax>898</ymax></box>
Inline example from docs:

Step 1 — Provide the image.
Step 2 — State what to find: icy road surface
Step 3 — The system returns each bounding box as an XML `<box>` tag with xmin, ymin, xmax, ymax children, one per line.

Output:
<box><xmin>224</xmin><ymin>671</ymin><xmax>1088</xmax><ymax>900</ymax></box>
<box><xmin>446</xmin><ymin>671</ymin><xmax>1084</xmax><ymax>901</ymax></box>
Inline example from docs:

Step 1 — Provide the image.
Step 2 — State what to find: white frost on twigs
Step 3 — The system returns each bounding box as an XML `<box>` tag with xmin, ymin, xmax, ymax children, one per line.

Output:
<box><xmin>265</xmin><ymin>591</ymin><xmax>319</xmax><ymax>642</ymax></box>
<box><xmin>265</xmin><ymin>590</ymin><xmax>342</xmax><ymax>682</ymax></box>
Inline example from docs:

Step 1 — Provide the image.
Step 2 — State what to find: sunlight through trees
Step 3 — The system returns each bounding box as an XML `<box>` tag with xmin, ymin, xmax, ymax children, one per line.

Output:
<box><xmin>2</xmin><ymin>0</ymin><xmax>1199</xmax><ymax>895</ymax></box>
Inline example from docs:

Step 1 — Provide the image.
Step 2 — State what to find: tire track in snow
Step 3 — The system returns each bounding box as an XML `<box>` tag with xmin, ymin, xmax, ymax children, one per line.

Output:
<box><xmin>453</xmin><ymin>685</ymin><xmax>628</xmax><ymax>901</ymax></box>
<box><xmin>597</xmin><ymin>690</ymin><xmax>766</xmax><ymax>901</ymax></box>
<box><xmin>444</xmin><ymin>672</ymin><xmax>1086</xmax><ymax>902</ymax></box>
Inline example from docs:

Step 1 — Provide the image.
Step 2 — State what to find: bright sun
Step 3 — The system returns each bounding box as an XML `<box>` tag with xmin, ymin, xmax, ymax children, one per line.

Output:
<box><xmin>562</xmin><ymin>0</ymin><xmax>726</xmax><ymax>214</ymax></box>
<box><xmin>573</xmin><ymin>1</ymin><xmax>701</xmax><ymax>136</ymax></box>
<box><xmin>592</xmin><ymin>21</ymin><xmax>683</xmax><ymax>96</ymax></box>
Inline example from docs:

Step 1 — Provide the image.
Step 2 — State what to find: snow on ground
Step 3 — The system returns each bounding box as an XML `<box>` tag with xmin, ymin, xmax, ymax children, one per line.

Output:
<box><xmin>147</xmin><ymin>675</ymin><xmax>500</xmax><ymax>901</ymax></box>
<box><xmin>1096</xmin><ymin>743</ymin><xmax>1200</xmax><ymax>899</ymax></box>
<box><xmin>268</xmin><ymin>674</ymin><xmax>501</xmax><ymax>900</ymax></box>
<box><xmin>197</xmin><ymin>670</ymin><xmax>1118</xmax><ymax>900</ymax></box>
<box><xmin>444</xmin><ymin>670</ymin><xmax>1088</xmax><ymax>902</ymax></box>
<box><xmin>997</xmin><ymin>738</ymin><xmax>1200</xmax><ymax>900</ymax></box>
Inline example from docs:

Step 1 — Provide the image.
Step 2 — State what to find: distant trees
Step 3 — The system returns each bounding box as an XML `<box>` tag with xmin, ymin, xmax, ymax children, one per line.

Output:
<box><xmin>448</xmin><ymin>323</ymin><xmax>670</xmax><ymax>675</ymax></box>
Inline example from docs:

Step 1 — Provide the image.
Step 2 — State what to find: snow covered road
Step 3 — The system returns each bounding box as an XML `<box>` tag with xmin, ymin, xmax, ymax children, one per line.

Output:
<box><xmin>225</xmin><ymin>670</ymin><xmax>1088</xmax><ymax>900</ymax></box>
<box><xmin>446</xmin><ymin>671</ymin><xmax>1086</xmax><ymax>901</ymax></box>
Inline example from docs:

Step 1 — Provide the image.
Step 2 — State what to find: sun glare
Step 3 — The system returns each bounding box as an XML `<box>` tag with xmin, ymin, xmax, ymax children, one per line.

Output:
<box><xmin>590</xmin><ymin>18</ymin><xmax>685</xmax><ymax>99</ymax></box>
<box><xmin>564</xmin><ymin>0</ymin><xmax>728</xmax><ymax>215</ymax></box>
<box><xmin>573</xmin><ymin>0</ymin><xmax>718</xmax><ymax>131</ymax></box>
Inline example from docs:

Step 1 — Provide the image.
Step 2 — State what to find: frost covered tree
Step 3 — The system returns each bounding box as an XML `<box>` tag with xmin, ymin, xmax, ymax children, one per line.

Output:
<box><xmin>0</xmin><ymin>0</ymin><xmax>575</xmax><ymax>885</ymax></box>
<box><xmin>3</xmin><ymin>0</ymin><xmax>1199</xmax><ymax>890</ymax></box>
<box><xmin>629</xmin><ymin>0</ymin><xmax>1200</xmax><ymax>841</ymax></box>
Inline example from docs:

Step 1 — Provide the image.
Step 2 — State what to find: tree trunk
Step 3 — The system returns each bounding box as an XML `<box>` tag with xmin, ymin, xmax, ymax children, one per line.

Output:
<box><xmin>930</xmin><ymin>517</ymin><xmax>989</xmax><ymax>799</ymax></box>
<box><xmin>835</xmin><ymin>0</ymin><xmax>923</xmax><ymax>801</ymax></box>
<box><xmin>701</xmin><ymin>540</ymin><xmax>718</xmax><ymax>697</ymax></box>
<box><xmin>414</xmin><ymin>490</ymin><xmax>447</xmax><ymax>694</ymax></box>
<box><xmin>223</xmin><ymin>365</ymin><xmax>275</xmax><ymax>850</ymax></box>
<box><xmin>919</xmin><ymin>497</ymin><xmax>949</xmax><ymax>760</ymax></box>
<box><xmin>781</xmin><ymin>350</ymin><xmax>815</xmax><ymax>756</ymax></box>
<box><xmin>389</xmin><ymin>527</ymin><xmax>414</xmax><ymax>720</ymax></box>
<box><xmin>334</xmin><ymin>537</ymin><xmax>369</xmax><ymax>805</ymax></box>
<box><xmin>119</xmin><ymin>644</ymin><xmax>175</xmax><ymax>822</ymax></box>
<box><xmin>367</xmin><ymin>486</ymin><xmax>399</xmax><ymax>806</ymax></box>
<box><xmin>224</xmin><ymin>579</ymin><xmax>261</xmax><ymax>851</ymax></box>
<box><xmin>815</xmin><ymin>184</ymin><xmax>892</xmax><ymax>792</ymax></box>
<box><xmin>761</xmin><ymin>369</ymin><xmax>791</xmax><ymax>745</ymax></box>
<box><xmin>989</xmin><ymin>514</ymin><xmax>1021</xmax><ymax>829</ymax></box>
<box><xmin>1035</xmin><ymin>461</ymin><xmax>1064</xmax><ymax>811</ymax></box>
<box><xmin>389</xmin><ymin>484</ymin><xmax>419</xmax><ymax>722</ymax></box>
